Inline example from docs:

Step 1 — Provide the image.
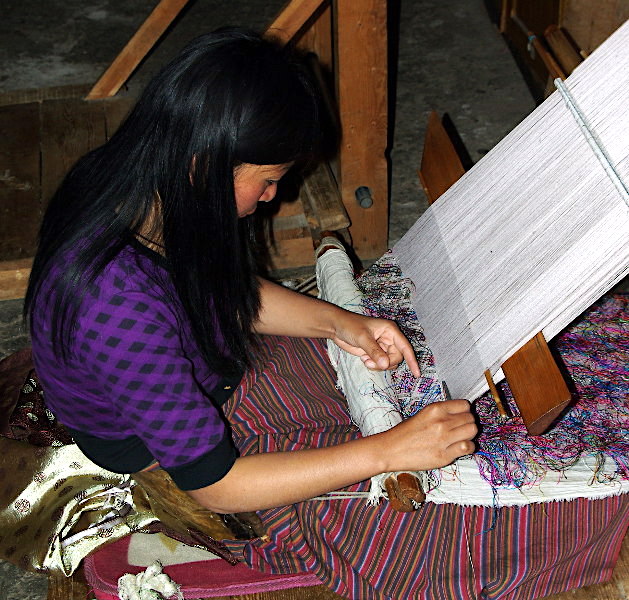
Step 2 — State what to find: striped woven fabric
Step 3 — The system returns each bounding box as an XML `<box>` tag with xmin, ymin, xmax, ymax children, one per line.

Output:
<box><xmin>222</xmin><ymin>335</ymin><xmax>628</xmax><ymax>600</ymax></box>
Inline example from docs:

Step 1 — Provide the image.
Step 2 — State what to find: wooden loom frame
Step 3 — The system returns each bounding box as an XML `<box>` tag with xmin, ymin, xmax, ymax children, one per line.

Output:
<box><xmin>88</xmin><ymin>0</ymin><xmax>389</xmax><ymax>261</ymax></box>
<box><xmin>0</xmin><ymin>0</ymin><xmax>389</xmax><ymax>298</ymax></box>
<box><xmin>89</xmin><ymin>0</ymin><xmax>389</xmax><ymax>264</ymax></box>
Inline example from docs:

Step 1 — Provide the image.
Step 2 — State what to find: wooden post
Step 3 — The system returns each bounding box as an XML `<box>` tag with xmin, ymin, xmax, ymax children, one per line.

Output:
<box><xmin>335</xmin><ymin>0</ymin><xmax>389</xmax><ymax>262</ymax></box>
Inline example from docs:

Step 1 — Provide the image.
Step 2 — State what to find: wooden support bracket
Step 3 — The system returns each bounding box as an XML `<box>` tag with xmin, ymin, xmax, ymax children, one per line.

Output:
<box><xmin>265</xmin><ymin>0</ymin><xmax>329</xmax><ymax>44</ymax></box>
<box><xmin>417</xmin><ymin>111</ymin><xmax>466</xmax><ymax>204</ymax></box>
<box><xmin>502</xmin><ymin>332</ymin><xmax>571</xmax><ymax>435</ymax></box>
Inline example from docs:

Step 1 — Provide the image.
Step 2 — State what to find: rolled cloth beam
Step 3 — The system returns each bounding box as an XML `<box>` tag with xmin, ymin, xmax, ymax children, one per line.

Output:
<box><xmin>316</xmin><ymin>238</ymin><xmax>413</xmax><ymax>504</ymax></box>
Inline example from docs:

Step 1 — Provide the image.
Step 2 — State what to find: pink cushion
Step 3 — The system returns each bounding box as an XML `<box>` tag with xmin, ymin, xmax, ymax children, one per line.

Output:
<box><xmin>84</xmin><ymin>534</ymin><xmax>321</xmax><ymax>599</ymax></box>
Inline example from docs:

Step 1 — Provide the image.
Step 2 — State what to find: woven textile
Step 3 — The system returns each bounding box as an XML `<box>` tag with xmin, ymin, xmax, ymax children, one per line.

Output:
<box><xmin>357</xmin><ymin>254</ymin><xmax>629</xmax><ymax>505</ymax></box>
<box><xmin>222</xmin><ymin>335</ymin><xmax>629</xmax><ymax>600</ymax></box>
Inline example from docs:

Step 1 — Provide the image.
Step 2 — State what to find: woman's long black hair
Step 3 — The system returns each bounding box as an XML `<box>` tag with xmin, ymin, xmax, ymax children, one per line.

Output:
<box><xmin>24</xmin><ymin>29</ymin><xmax>324</xmax><ymax>376</ymax></box>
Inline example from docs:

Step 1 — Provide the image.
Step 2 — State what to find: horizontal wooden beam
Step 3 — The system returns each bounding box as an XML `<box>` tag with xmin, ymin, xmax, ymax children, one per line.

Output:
<box><xmin>0</xmin><ymin>258</ymin><xmax>32</xmax><ymax>301</ymax></box>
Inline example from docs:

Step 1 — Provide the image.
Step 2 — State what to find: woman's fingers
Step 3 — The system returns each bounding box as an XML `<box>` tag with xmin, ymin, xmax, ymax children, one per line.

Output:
<box><xmin>336</xmin><ymin>317</ymin><xmax>421</xmax><ymax>377</ymax></box>
<box><xmin>442</xmin><ymin>398</ymin><xmax>473</xmax><ymax>414</ymax></box>
<box><xmin>446</xmin><ymin>438</ymin><xmax>477</xmax><ymax>461</ymax></box>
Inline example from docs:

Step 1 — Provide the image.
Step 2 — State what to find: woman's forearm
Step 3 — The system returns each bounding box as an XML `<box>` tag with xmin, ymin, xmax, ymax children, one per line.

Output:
<box><xmin>254</xmin><ymin>277</ymin><xmax>341</xmax><ymax>338</ymax></box>
<box><xmin>253</xmin><ymin>277</ymin><xmax>421</xmax><ymax>376</ymax></box>
<box><xmin>187</xmin><ymin>399</ymin><xmax>477</xmax><ymax>513</ymax></box>
<box><xmin>188</xmin><ymin>435</ymin><xmax>387</xmax><ymax>513</ymax></box>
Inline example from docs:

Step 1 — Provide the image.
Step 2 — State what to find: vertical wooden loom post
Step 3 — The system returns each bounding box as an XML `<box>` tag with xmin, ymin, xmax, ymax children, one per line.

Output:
<box><xmin>335</xmin><ymin>0</ymin><xmax>389</xmax><ymax>262</ymax></box>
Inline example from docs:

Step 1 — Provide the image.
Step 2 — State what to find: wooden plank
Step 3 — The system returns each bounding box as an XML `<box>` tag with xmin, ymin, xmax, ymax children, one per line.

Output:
<box><xmin>265</xmin><ymin>0</ymin><xmax>328</xmax><ymax>44</ymax></box>
<box><xmin>301</xmin><ymin>162</ymin><xmax>350</xmax><ymax>232</ymax></box>
<box><xmin>544</xmin><ymin>24</ymin><xmax>583</xmax><ymax>75</ymax></box>
<box><xmin>335</xmin><ymin>0</ymin><xmax>388</xmax><ymax>262</ymax></box>
<box><xmin>266</xmin><ymin>236</ymin><xmax>316</xmax><ymax>271</ymax></box>
<box><xmin>47</xmin><ymin>572</ymin><xmax>91</xmax><ymax>600</ymax></box>
<box><xmin>40</xmin><ymin>98</ymin><xmax>108</xmax><ymax>205</ymax></box>
<box><xmin>86</xmin><ymin>0</ymin><xmax>191</xmax><ymax>99</ymax></box>
<box><xmin>560</xmin><ymin>0</ymin><xmax>629</xmax><ymax>55</ymax></box>
<box><xmin>418</xmin><ymin>111</ymin><xmax>466</xmax><ymax>205</ymax></box>
<box><xmin>0</xmin><ymin>84</ymin><xmax>92</xmax><ymax>108</ymax></box>
<box><xmin>275</xmin><ymin>195</ymin><xmax>308</xmax><ymax>218</ymax></box>
<box><xmin>0</xmin><ymin>102</ymin><xmax>41</xmax><ymax>260</ymax></box>
<box><xmin>502</xmin><ymin>332</ymin><xmax>571</xmax><ymax>435</ymax></box>
<box><xmin>270</xmin><ymin>203</ymin><xmax>310</xmax><ymax>241</ymax></box>
<box><xmin>0</xmin><ymin>258</ymin><xmax>32</xmax><ymax>301</ymax></box>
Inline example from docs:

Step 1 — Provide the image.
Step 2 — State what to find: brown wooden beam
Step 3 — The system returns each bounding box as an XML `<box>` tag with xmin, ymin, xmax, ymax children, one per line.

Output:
<box><xmin>265</xmin><ymin>0</ymin><xmax>329</xmax><ymax>44</ymax></box>
<box><xmin>86</xmin><ymin>0</ymin><xmax>190</xmax><ymax>100</ymax></box>
<box><xmin>502</xmin><ymin>332</ymin><xmax>571</xmax><ymax>435</ymax></box>
<box><xmin>334</xmin><ymin>0</ymin><xmax>389</xmax><ymax>261</ymax></box>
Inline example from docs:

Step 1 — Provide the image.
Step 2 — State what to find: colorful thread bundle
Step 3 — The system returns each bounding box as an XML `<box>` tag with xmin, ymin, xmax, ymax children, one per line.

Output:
<box><xmin>358</xmin><ymin>252</ymin><xmax>629</xmax><ymax>493</ymax></box>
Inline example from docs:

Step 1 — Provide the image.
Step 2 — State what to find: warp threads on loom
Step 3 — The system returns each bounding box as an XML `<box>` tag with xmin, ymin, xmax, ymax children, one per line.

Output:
<box><xmin>357</xmin><ymin>253</ymin><xmax>629</xmax><ymax>493</ymax></box>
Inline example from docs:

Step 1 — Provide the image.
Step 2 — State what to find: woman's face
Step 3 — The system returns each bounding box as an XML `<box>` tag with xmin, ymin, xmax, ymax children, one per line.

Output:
<box><xmin>233</xmin><ymin>163</ymin><xmax>293</xmax><ymax>217</ymax></box>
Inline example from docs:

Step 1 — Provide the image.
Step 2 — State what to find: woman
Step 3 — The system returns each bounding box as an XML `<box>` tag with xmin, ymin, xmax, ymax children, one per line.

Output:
<box><xmin>24</xmin><ymin>28</ymin><xmax>476</xmax><ymax>594</ymax></box>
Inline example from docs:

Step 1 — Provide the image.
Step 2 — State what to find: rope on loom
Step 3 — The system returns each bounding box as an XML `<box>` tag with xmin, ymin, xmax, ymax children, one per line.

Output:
<box><xmin>554</xmin><ymin>78</ymin><xmax>629</xmax><ymax>206</ymax></box>
<box><xmin>357</xmin><ymin>252</ymin><xmax>629</xmax><ymax>493</ymax></box>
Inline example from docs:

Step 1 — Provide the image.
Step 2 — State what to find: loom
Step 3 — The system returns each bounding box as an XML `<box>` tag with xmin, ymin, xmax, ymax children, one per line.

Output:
<box><xmin>317</xmin><ymin>20</ymin><xmax>629</xmax><ymax>508</ymax></box>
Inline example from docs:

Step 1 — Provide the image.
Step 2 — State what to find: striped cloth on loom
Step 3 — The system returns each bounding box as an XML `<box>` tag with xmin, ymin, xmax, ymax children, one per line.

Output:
<box><xmin>220</xmin><ymin>334</ymin><xmax>629</xmax><ymax>600</ymax></box>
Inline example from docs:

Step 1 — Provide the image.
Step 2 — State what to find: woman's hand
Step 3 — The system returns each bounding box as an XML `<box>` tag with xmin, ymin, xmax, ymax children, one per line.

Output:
<box><xmin>380</xmin><ymin>399</ymin><xmax>477</xmax><ymax>472</ymax></box>
<box><xmin>331</xmin><ymin>311</ymin><xmax>421</xmax><ymax>377</ymax></box>
<box><xmin>189</xmin><ymin>398</ymin><xmax>476</xmax><ymax>513</ymax></box>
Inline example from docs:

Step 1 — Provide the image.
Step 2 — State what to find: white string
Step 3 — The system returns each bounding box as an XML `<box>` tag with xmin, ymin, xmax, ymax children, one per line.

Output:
<box><xmin>554</xmin><ymin>77</ymin><xmax>629</xmax><ymax>205</ymax></box>
<box><xmin>309</xmin><ymin>491</ymin><xmax>373</xmax><ymax>501</ymax></box>
<box><xmin>393</xmin><ymin>21</ymin><xmax>629</xmax><ymax>400</ymax></box>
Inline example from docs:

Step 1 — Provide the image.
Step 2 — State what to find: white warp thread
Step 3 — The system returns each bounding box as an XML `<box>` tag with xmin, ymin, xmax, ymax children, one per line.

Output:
<box><xmin>392</xmin><ymin>21</ymin><xmax>629</xmax><ymax>401</ymax></box>
<box><xmin>554</xmin><ymin>77</ymin><xmax>629</xmax><ymax>205</ymax></box>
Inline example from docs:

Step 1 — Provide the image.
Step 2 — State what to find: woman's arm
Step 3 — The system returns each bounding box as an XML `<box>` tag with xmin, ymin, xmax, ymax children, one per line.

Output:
<box><xmin>254</xmin><ymin>278</ymin><xmax>421</xmax><ymax>377</ymax></box>
<box><xmin>188</xmin><ymin>399</ymin><xmax>477</xmax><ymax>513</ymax></box>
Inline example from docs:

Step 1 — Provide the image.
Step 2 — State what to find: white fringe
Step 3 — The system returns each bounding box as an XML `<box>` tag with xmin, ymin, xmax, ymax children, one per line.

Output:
<box><xmin>118</xmin><ymin>561</ymin><xmax>183</xmax><ymax>600</ymax></box>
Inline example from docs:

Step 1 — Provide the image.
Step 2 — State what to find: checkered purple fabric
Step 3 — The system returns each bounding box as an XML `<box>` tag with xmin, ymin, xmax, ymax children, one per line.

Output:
<box><xmin>30</xmin><ymin>241</ymin><xmax>234</xmax><ymax>477</ymax></box>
